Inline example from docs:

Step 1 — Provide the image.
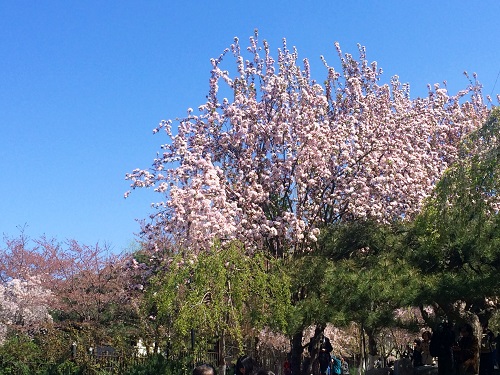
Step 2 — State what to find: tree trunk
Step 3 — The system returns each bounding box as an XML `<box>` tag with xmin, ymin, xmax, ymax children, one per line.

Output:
<box><xmin>359</xmin><ymin>324</ymin><xmax>366</xmax><ymax>375</ymax></box>
<box><xmin>218</xmin><ymin>334</ymin><xmax>227</xmax><ymax>375</ymax></box>
<box><xmin>366</xmin><ymin>328</ymin><xmax>379</xmax><ymax>357</ymax></box>
<box><xmin>290</xmin><ymin>330</ymin><xmax>303</xmax><ymax>375</ymax></box>
<box><xmin>363</xmin><ymin>326</ymin><xmax>380</xmax><ymax>371</ymax></box>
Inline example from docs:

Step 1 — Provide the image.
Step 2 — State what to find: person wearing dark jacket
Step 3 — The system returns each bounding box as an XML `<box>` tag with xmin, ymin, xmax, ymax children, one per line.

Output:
<box><xmin>454</xmin><ymin>323</ymin><xmax>479</xmax><ymax>375</ymax></box>
<box><xmin>413</xmin><ymin>339</ymin><xmax>424</xmax><ymax>367</ymax></box>
<box><xmin>431</xmin><ymin>322</ymin><xmax>456</xmax><ymax>375</ymax></box>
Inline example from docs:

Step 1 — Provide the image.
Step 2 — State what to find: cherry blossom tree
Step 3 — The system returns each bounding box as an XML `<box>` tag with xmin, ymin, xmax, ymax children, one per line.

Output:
<box><xmin>47</xmin><ymin>240</ymin><xmax>132</xmax><ymax>325</ymax></box>
<box><xmin>0</xmin><ymin>233</ymin><xmax>140</xmax><ymax>347</ymax></box>
<box><xmin>126</xmin><ymin>33</ymin><xmax>494</xmax><ymax>375</ymax></box>
<box><xmin>126</xmin><ymin>31</ymin><xmax>490</xmax><ymax>256</ymax></box>
<box><xmin>0</xmin><ymin>277</ymin><xmax>52</xmax><ymax>345</ymax></box>
<box><xmin>0</xmin><ymin>231</ymin><xmax>55</xmax><ymax>344</ymax></box>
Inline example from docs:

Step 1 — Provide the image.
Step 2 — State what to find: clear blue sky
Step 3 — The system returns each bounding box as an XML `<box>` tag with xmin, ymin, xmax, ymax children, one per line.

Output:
<box><xmin>1</xmin><ymin>1</ymin><xmax>499</xmax><ymax>253</ymax></box>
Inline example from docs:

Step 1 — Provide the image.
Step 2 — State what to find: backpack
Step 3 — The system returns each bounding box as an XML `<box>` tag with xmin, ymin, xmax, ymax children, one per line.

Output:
<box><xmin>331</xmin><ymin>356</ymin><xmax>342</xmax><ymax>375</ymax></box>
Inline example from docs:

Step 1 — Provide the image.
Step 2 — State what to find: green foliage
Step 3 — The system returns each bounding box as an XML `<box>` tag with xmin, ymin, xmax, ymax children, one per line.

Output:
<box><xmin>0</xmin><ymin>334</ymin><xmax>47</xmax><ymax>375</ymax></box>
<box><xmin>283</xmin><ymin>253</ymin><xmax>331</xmax><ymax>334</ymax></box>
<box><xmin>0</xmin><ymin>333</ymin><xmax>86</xmax><ymax>375</ymax></box>
<box><xmin>54</xmin><ymin>360</ymin><xmax>84</xmax><ymax>375</ymax></box>
<box><xmin>405</xmin><ymin>108</ymin><xmax>500</xmax><ymax>311</ymax></box>
<box><xmin>148</xmin><ymin>241</ymin><xmax>291</xmax><ymax>351</ymax></box>
<box><xmin>123</xmin><ymin>354</ymin><xmax>190</xmax><ymax>375</ymax></box>
<box><xmin>319</xmin><ymin>221</ymin><xmax>418</xmax><ymax>329</ymax></box>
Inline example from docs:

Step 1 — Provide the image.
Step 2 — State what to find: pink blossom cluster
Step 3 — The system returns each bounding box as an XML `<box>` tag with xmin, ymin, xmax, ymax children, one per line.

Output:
<box><xmin>126</xmin><ymin>33</ymin><xmax>490</xmax><ymax>254</ymax></box>
<box><xmin>0</xmin><ymin>276</ymin><xmax>53</xmax><ymax>344</ymax></box>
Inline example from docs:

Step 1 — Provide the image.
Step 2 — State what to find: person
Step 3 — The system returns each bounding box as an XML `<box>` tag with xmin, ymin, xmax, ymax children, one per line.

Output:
<box><xmin>341</xmin><ymin>356</ymin><xmax>350</xmax><ymax>375</ymax></box>
<box><xmin>413</xmin><ymin>339</ymin><xmax>424</xmax><ymax>367</ymax></box>
<box><xmin>309</xmin><ymin>334</ymin><xmax>333</xmax><ymax>355</ymax></box>
<box><xmin>421</xmin><ymin>331</ymin><xmax>433</xmax><ymax>365</ymax></box>
<box><xmin>318</xmin><ymin>345</ymin><xmax>332</xmax><ymax>375</ymax></box>
<box><xmin>323</xmin><ymin>335</ymin><xmax>334</xmax><ymax>354</ymax></box>
<box><xmin>402</xmin><ymin>344</ymin><xmax>413</xmax><ymax>359</ymax></box>
<box><xmin>256</xmin><ymin>371</ymin><xmax>275</xmax><ymax>375</ymax></box>
<box><xmin>387</xmin><ymin>355</ymin><xmax>397</xmax><ymax>368</ymax></box>
<box><xmin>193</xmin><ymin>364</ymin><xmax>216</xmax><ymax>375</ymax></box>
<box><xmin>454</xmin><ymin>323</ymin><xmax>479</xmax><ymax>375</ymax></box>
<box><xmin>495</xmin><ymin>333</ymin><xmax>500</xmax><ymax>369</ymax></box>
<box><xmin>479</xmin><ymin>324</ymin><xmax>495</xmax><ymax>375</ymax></box>
<box><xmin>235</xmin><ymin>355</ymin><xmax>254</xmax><ymax>375</ymax></box>
<box><xmin>283</xmin><ymin>357</ymin><xmax>292</xmax><ymax>375</ymax></box>
<box><xmin>431</xmin><ymin>321</ymin><xmax>456</xmax><ymax>375</ymax></box>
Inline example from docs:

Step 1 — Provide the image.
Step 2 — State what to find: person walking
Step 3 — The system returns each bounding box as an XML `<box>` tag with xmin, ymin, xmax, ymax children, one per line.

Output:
<box><xmin>421</xmin><ymin>331</ymin><xmax>434</xmax><ymax>365</ymax></box>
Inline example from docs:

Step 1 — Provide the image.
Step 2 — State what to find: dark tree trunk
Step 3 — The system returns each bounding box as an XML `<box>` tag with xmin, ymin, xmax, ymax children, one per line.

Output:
<box><xmin>291</xmin><ymin>331</ymin><xmax>304</xmax><ymax>375</ymax></box>
<box><xmin>366</xmin><ymin>328</ymin><xmax>378</xmax><ymax>356</ymax></box>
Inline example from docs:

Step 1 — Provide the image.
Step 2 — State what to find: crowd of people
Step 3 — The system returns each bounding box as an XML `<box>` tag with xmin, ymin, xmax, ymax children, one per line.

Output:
<box><xmin>314</xmin><ymin>335</ymin><xmax>349</xmax><ymax>375</ymax></box>
<box><xmin>192</xmin><ymin>354</ymin><xmax>275</xmax><ymax>375</ymax></box>
<box><xmin>191</xmin><ymin>344</ymin><xmax>346</xmax><ymax>375</ymax></box>
<box><xmin>192</xmin><ymin>322</ymin><xmax>500</xmax><ymax>375</ymax></box>
<box><xmin>403</xmin><ymin>322</ymin><xmax>499</xmax><ymax>375</ymax></box>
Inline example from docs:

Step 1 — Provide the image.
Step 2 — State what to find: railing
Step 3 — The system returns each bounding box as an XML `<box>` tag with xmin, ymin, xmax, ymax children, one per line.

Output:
<box><xmin>75</xmin><ymin>346</ymin><xmax>290</xmax><ymax>375</ymax></box>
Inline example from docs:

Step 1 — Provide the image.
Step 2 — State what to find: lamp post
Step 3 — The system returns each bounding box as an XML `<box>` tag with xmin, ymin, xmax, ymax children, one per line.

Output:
<box><xmin>71</xmin><ymin>341</ymin><xmax>77</xmax><ymax>361</ymax></box>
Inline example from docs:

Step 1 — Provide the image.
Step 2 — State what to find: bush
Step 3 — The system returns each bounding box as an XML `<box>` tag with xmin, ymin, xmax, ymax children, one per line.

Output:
<box><xmin>0</xmin><ymin>335</ymin><xmax>47</xmax><ymax>375</ymax></box>
<box><xmin>123</xmin><ymin>354</ymin><xmax>191</xmax><ymax>375</ymax></box>
<box><xmin>0</xmin><ymin>334</ymin><xmax>89</xmax><ymax>375</ymax></box>
<box><xmin>54</xmin><ymin>360</ymin><xmax>84</xmax><ymax>375</ymax></box>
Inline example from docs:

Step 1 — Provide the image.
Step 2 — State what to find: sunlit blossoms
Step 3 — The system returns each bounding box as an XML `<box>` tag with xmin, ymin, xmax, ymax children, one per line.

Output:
<box><xmin>126</xmin><ymin>33</ymin><xmax>490</xmax><ymax>254</ymax></box>
<box><xmin>0</xmin><ymin>277</ymin><xmax>52</xmax><ymax>344</ymax></box>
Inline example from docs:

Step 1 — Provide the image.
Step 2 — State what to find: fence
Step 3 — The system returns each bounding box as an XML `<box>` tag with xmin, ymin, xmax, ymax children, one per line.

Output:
<box><xmin>75</xmin><ymin>345</ymin><xmax>289</xmax><ymax>375</ymax></box>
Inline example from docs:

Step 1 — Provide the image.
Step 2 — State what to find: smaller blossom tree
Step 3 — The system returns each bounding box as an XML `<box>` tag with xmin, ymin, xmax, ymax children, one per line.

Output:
<box><xmin>0</xmin><ymin>232</ymin><xmax>141</xmax><ymax>347</ymax></box>
<box><xmin>0</xmin><ymin>277</ymin><xmax>52</xmax><ymax>345</ymax></box>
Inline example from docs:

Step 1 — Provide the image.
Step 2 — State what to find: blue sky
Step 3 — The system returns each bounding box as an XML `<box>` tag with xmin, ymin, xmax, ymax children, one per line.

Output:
<box><xmin>1</xmin><ymin>1</ymin><xmax>499</xmax><ymax>253</ymax></box>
